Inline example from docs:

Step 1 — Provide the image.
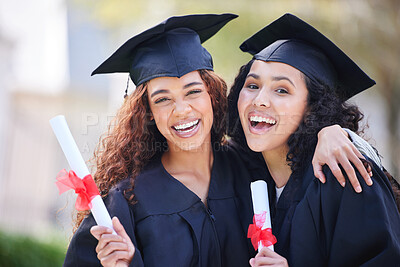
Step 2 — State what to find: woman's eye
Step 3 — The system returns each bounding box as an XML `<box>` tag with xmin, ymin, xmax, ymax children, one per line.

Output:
<box><xmin>154</xmin><ymin>97</ymin><xmax>169</xmax><ymax>104</ymax></box>
<box><xmin>186</xmin><ymin>89</ymin><xmax>202</xmax><ymax>96</ymax></box>
<box><xmin>276</xmin><ymin>88</ymin><xmax>288</xmax><ymax>94</ymax></box>
<box><xmin>246</xmin><ymin>84</ymin><xmax>259</xmax><ymax>90</ymax></box>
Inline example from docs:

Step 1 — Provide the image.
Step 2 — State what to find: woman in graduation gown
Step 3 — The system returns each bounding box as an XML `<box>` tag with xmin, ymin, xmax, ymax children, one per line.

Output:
<box><xmin>228</xmin><ymin>13</ymin><xmax>400</xmax><ymax>266</ymax></box>
<box><xmin>64</xmin><ymin>14</ymin><xmax>380</xmax><ymax>267</ymax></box>
<box><xmin>64</xmin><ymin>13</ymin><xmax>254</xmax><ymax>267</ymax></box>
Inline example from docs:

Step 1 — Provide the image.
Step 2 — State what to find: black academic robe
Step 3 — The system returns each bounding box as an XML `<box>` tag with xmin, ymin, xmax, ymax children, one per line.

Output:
<box><xmin>63</xmin><ymin>146</ymin><xmax>253</xmax><ymax>267</ymax></box>
<box><xmin>268</xmin><ymin>158</ymin><xmax>400</xmax><ymax>266</ymax></box>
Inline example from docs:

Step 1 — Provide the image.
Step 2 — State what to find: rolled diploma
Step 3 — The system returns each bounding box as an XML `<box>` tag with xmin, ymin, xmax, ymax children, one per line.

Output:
<box><xmin>250</xmin><ymin>180</ymin><xmax>274</xmax><ymax>251</ymax></box>
<box><xmin>50</xmin><ymin>115</ymin><xmax>114</xmax><ymax>232</ymax></box>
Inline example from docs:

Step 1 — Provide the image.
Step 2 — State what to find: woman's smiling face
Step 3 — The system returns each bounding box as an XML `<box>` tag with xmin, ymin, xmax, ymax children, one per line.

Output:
<box><xmin>237</xmin><ymin>60</ymin><xmax>309</xmax><ymax>154</ymax></box>
<box><xmin>147</xmin><ymin>71</ymin><xmax>213</xmax><ymax>151</ymax></box>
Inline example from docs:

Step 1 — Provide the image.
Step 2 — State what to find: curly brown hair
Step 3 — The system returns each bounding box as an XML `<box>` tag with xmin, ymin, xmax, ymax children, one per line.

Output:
<box><xmin>74</xmin><ymin>69</ymin><xmax>227</xmax><ymax>231</ymax></box>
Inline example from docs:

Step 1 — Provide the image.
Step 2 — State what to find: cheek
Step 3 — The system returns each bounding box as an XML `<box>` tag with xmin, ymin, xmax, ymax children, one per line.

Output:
<box><xmin>195</xmin><ymin>94</ymin><xmax>213</xmax><ymax>124</ymax></box>
<box><xmin>203</xmin><ymin>98</ymin><xmax>214</xmax><ymax>127</ymax></box>
<box><xmin>151</xmin><ymin>107</ymin><xmax>169</xmax><ymax>132</ymax></box>
<box><xmin>285</xmin><ymin>99</ymin><xmax>308</xmax><ymax>127</ymax></box>
<box><xmin>237</xmin><ymin>91</ymin><xmax>250</xmax><ymax>118</ymax></box>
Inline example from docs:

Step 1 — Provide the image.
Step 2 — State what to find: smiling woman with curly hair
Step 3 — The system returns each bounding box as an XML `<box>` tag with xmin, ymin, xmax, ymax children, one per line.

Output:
<box><xmin>91</xmin><ymin>68</ymin><xmax>227</xmax><ymax>206</ymax></box>
<box><xmin>64</xmin><ymin>14</ymin><xmax>259</xmax><ymax>267</ymax></box>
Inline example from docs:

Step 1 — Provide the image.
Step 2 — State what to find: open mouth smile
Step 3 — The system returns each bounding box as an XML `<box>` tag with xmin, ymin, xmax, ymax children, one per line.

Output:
<box><xmin>172</xmin><ymin>119</ymin><xmax>200</xmax><ymax>137</ymax></box>
<box><xmin>248</xmin><ymin>115</ymin><xmax>276</xmax><ymax>134</ymax></box>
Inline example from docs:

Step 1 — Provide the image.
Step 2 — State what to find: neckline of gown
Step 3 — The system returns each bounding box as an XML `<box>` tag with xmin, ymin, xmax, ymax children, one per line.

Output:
<box><xmin>157</xmin><ymin>147</ymin><xmax>235</xmax><ymax>202</ymax></box>
<box><xmin>262</xmin><ymin>160</ymin><xmax>314</xmax><ymax>210</ymax></box>
<box><xmin>129</xmin><ymin>146</ymin><xmax>238</xmax><ymax>217</ymax></box>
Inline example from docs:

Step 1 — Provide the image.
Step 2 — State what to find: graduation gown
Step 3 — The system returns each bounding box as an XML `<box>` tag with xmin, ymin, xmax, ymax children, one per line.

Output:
<box><xmin>63</xmin><ymin>146</ymin><xmax>253</xmax><ymax>267</ymax></box>
<box><xmin>268</xmin><ymin>158</ymin><xmax>400</xmax><ymax>266</ymax></box>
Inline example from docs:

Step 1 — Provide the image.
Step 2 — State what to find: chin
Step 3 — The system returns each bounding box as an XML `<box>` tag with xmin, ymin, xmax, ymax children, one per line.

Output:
<box><xmin>179</xmin><ymin>143</ymin><xmax>202</xmax><ymax>151</ymax></box>
<box><xmin>173</xmin><ymin>138</ymin><xmax>208</xmax><ymax>152</ymax></box>
<box><xmin>245</xmin><ymin>138</ymin><xmax>268</xmax><ymax>152</ymax></box>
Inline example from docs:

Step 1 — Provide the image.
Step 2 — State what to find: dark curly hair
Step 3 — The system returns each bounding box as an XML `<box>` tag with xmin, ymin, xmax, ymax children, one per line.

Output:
<box><xmin>74</xmin><ymin>69</ymin><xmax>227</xmax><ymax>231</ymax></box>
<box><xmin>228</xmin><ymin>59</ymin><xmax>365</xmax><ymax>173</ymax></box>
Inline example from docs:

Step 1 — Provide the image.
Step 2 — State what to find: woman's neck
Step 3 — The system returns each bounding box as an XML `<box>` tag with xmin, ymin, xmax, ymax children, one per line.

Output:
<box><xmin>262</xmin><ymin>146</ymin><xmax>292</xmax><ymax>188</ymax></box>
<box><xmin>162</xmin><ymin>139</ymin><xmax>214</xmax><ymax>205</ymax></box>
<box><xmin>162</xmin><ymin>138</ymin><xmax>214</xmax><ymax>182</ymax></box>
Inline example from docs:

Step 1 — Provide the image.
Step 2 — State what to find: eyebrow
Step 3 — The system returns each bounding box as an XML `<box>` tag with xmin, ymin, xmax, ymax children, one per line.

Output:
<box><xmin>271</xmin><ymin>76</ymin><xmax>296</xmax><ymax>87</ymax></box>
<box><xmin>247</xmin><ymin>73</ymin><xmax>296</xmax><ymax>87</ymax></box>
<box><xmin>246</xmin><ymin>73</ymin><xmax>260</xmax><ymax>80</ymax></box>
<box><xmin>183</xmin><ymin>81</ymin><xmax>203</xmax><ymax>89</ymax></box>
<box><xmin>150</xmin><ymin>89</ymin><xmax>169</xmax><ymax>98</ymax></box>
<box><xmin>150</xmin><ymin>82</ymin><xmax>203</xmax><ymax>98</ymax></box>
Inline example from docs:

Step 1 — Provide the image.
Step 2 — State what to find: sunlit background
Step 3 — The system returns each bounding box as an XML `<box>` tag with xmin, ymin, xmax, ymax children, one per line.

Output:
<box><xmin>0</xmin><ymin>0</ymin><xmax>399</xmax><ymax>265</ymax></box>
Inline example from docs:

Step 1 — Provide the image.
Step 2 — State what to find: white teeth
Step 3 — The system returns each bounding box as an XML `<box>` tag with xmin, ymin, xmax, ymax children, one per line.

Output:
<box><xmin>250</xmin><ymin>116</ymin><xmax>276</xmax><ymax>125</ymax></box>
<box><xmin>174</xmin><ymin>119</ymin><xmax>199</xmax><ymax>130</ymax></box>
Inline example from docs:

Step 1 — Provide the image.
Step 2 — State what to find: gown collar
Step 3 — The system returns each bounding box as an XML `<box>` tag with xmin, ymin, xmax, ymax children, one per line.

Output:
<box><xmin>121</xmin><ymin>147</ymin><xmax>236</xmax><ymax>217</ymax></box>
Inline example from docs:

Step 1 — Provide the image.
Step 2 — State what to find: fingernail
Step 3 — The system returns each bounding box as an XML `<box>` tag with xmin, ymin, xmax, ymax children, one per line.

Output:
<box><xmin>356</xmin><ymin>186</ymin><xmax>362</xmax><ymax>193</ymax></box>
<box><xmin>369</xmin><ymin>171</ymin><xmax>373</xmax><ymax>177</ymax></box>
<box><xmin>341</xmin><ymin>182</ymin><xmax>345</xmax><ymax>187</ymax></box>
<box><xmin>368</xmin><ymin>179</ymin><xmax>373</xmax><ymax>186</ymax></box>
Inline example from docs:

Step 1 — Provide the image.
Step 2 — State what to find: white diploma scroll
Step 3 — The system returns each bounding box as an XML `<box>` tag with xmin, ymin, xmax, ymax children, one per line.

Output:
<box><xmin>50</xmin><ymin>115</ymin><xmax>114</xmax><ymax>232</ymax></box>
<box><xmin>250</xmin><ymin>180</ymin><xmax>274</xmax><ymax>251</ymax></box>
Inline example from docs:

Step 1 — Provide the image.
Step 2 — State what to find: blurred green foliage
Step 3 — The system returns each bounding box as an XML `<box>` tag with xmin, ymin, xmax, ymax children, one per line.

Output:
<box><xmin>0</xmin><ymin>230</ymin><xmax>66</xmax><ymax>267</ymax></box>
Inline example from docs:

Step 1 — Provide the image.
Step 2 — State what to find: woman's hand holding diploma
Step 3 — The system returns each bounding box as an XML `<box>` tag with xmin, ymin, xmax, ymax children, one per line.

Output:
<box><xmin>248</xmin><ymin>181</ymin><xmax>276</xmax><ymax>251</ymax></box>
<box><xmin>50</xmin><ymin>115</ymin><xmax>114</xmax><ymax>231</ymax></box>
<box><xmin>91</xmin><ymin>217</ymin><xmax>135</xmax><ymax>267</ymax></box>
<box><xmin>249</xmin><ymin>247</ymin><xmax>288</xmax><ymax>267</ymax></box>
<box><xmin>51</xmin><ymin>116</ymin><xmax>135</xmax><ymax>265</ymax></box>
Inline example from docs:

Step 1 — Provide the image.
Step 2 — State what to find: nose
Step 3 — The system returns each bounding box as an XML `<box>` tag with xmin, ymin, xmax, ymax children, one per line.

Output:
<box><xmin>252</xmin><ymin>87</ymin><xmax>270</xmax><ymax>108</ymax></box>
<box><xmin>173</xmin><ymin>99</ymin><xmax>192</xmax><ymax>117</ymax></box>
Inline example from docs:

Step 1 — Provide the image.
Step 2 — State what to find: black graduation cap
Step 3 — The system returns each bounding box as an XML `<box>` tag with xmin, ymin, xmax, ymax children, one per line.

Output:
<box><xmin>240</xmin><ymin>13</ymin><xmax>375</xmax><ymax>99</ymax></box>
<box><xmin>92</xmin><ymin>13</ymin><xmax>238</xmax><ymax>86</ymax></box>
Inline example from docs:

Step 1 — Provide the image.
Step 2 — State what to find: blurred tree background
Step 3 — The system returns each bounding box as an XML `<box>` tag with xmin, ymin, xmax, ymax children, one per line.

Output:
<box><xmin>0</xmin><ymin>0</ymin><xmax>399</xmax><ymax>265</ymax></box>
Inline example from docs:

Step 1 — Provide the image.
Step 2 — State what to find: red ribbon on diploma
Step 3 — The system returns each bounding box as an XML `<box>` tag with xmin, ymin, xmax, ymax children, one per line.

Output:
<box><xmin>247</xmin><ymin>211</ymin><xmax>277</xmax><ymax>250</ymax></box>
<box><xmin>55</xmin><ymin>169</ymin><xmax>100</xmax><ymax>211</ymax></box>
